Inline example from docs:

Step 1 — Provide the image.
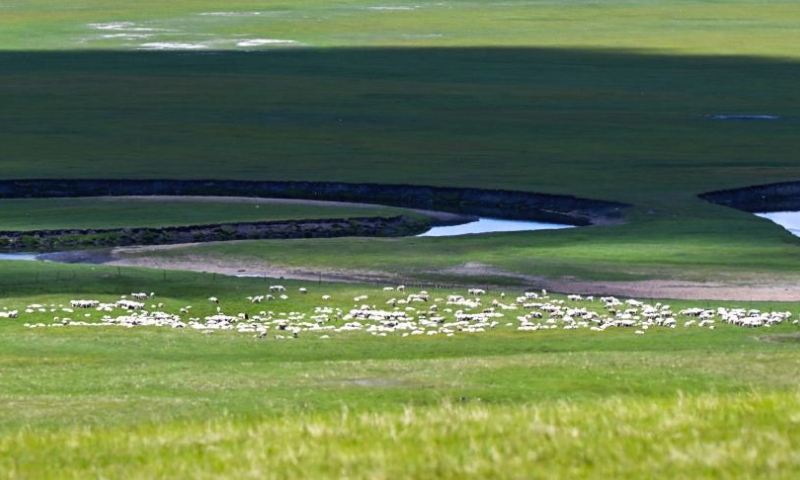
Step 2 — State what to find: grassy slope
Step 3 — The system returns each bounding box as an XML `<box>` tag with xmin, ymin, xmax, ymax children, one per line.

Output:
<box><xmin>0</xmin><ymin>197</ymin><xmax>415</xmax><ymax>231</ymax></box>
<box><xmin>2</xmin><ymin>48</ymin><xmax>800</xmax><ymax>282</ymax></box>
<box><xmin>1</xmin><ymin>1</ymin><xmax>800</xmax><ymax>282</ymax></box>
<box><xmin>0</xmin><ymin>261</ymin><xmax>798</xmax><ymax>477</ymax></box>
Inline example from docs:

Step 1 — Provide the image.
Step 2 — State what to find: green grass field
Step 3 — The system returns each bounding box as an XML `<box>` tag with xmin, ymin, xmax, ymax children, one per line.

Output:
<box><xmin>0</xmin><ymin>197</ymin><xmax>416</xmax><ymax>231</ymax></box>
<box><xmin>3</xmin><ymin>0</ymin><xmax>800</xmax><ymax>56</ymax></box>
<box><xmin>3</xmin><ymin>0</ymin><xmax>800</xmax><ymax>477</ymax></box>
<box><xmin>0</xmin><ymin>261</ymin><xmax>799</xmax><ymax>478</ymax></box>
<box><xmin>1</xmin><ymin>11</ymin><xmax>800</xmax><ymax>284</ymax></box>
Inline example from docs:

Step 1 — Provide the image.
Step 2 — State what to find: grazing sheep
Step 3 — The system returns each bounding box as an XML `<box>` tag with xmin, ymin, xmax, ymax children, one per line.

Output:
<box><xmin>116</xmin><ymin>300</ymin><xmax>144</xmax><ymax>311</ymax></box>
<box><xmin>12</xmin><ymin>283</ymin><xmax>798</xmax><ymax>343</ymax></box>
<box><xmin>70</xmin><ymin>300</ymin><xmax>99</xmax><ymax>309</ymax></box>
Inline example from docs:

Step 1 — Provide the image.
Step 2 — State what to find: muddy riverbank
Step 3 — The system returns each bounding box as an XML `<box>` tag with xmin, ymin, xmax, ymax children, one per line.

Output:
<box><xmin>0</xmin><ymin>215</ymin><xmax>434</xmax><ymax>252</ymax></box>
<box><xmin>701</xmin><ymin>181</ymin><xmax>800</xmax><ymax>212</ymax></box>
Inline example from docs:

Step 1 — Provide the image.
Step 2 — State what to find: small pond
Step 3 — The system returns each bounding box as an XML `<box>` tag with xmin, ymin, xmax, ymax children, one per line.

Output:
<box><xmin>418</xmin><ymin>218</ymin><xmax>573</xmax><ymax>237</ymax></box>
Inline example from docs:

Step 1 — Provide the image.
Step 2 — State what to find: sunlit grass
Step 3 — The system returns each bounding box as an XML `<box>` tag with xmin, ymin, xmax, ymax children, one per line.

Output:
<box><xmin>1</xmin><ymin>262</ymin><xmax>799</xmax><ymax>477</ymax></box>
<box><xmin>2</xmin><ymin>392</ymin><xmax>798</xmax><ymax>479</ymax></box>
<box><xmin>3</xmin><ymin>0</ymin><xmax>800</xmax><ymax>58</ymax></box>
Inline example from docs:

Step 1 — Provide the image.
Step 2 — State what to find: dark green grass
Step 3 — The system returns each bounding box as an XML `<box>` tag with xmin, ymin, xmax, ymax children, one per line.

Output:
<box><xmin>2</xmin><ymin>48</ymin><xmax>800</xmax><ymax>282</ymax></box>
<box><xmin>1</xmin><ymin>49</ymin><xmax>798</xmax><ymax>202</ymax></box>
<box><xmin>0</xmin><ymin>197</ymin><xmax>416</xmax><ymax>231</ymax></box>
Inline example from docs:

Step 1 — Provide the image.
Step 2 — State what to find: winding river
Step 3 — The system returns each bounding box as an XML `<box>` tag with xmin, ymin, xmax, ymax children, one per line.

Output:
<box><xmin>0</xmin><ymin>216</ymin><xmax>573</xmax><ymax>262</ymax></box>
<box><xmin>0</xmin><ymin>179</ymin><xmax>620</xmax><ymax>258</ymax></box>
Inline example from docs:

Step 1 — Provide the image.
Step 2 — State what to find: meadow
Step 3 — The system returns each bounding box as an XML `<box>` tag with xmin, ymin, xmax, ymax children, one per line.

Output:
<box><xmin>3</xmin><ymin>0</ymin><xmax>800</xmax><ymax>477</ymax></box>
<box><xmin>2</xmin><ymin>40</ymin><xmax>800</xmax><ymax>285</ymax></box>
<box><xmin>3</xmin><ymin>0</ymin><xmax>800</xmax><ymax>55</ymax></box>
<box><xmin>0</xmin><ymin>197</ymin><xmax>417</xmax><ymax>231</ymax></box>
<box><xmin>0</xmin><ymin>261</ymin><xmax>799</xmax><ymax>478</ymax></box>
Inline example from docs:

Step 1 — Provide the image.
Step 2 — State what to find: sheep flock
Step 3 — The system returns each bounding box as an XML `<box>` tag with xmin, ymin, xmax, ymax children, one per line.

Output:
<box><xmin>4</xmin><ymin>284</ymin><xmax>797</xmax><ymax>340</ymax></box>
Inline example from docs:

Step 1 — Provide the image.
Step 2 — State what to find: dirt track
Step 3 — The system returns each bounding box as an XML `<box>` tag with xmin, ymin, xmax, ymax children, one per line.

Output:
<box><xmin>48</xmin><ymin>247</ymin><xmax>800</xmax><ymax>301</ymax></box>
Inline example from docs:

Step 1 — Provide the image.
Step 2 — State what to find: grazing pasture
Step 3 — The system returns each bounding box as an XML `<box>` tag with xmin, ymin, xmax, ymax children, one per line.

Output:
<box><xmin>0</xmin><ymin>261</ymin><xmax>799</xmax><ymax>478</ymax></box>
<box><xmin>3</xmin><ymin>0</ymin><xmax>800</xmax><ymax>477</ymax></box>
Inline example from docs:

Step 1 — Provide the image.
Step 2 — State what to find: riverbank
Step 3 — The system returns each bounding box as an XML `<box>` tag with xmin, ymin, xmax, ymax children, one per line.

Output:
<box><xmin>0</xmin><ymin>215</ymin><xmax>442</xmax><ymax>252</ymax></box>
<box><xmin>0</xmin><ymin>179</ymin><xmax>628</xmax><ymax>226</ymax></box>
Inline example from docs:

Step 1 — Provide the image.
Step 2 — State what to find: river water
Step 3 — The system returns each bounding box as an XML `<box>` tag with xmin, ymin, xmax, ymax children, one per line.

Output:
<box><xmin>0</xmin><ymin>253</ymin><xmax>40</xmax><ymax>261</ymax></box>
<box><xmin>0</xmin><ymin>218</ymin><xmax>573</xmax><ymax>261</ymax></box>
<box><xmin>418</xmin><ymin>218</ymin><xmax>573</xmax><ymax>237</ymax></box>
<box><xmin>755</xmin><ymin>211</ymin><xmax>800</xmax><ymax>237</ymax></box>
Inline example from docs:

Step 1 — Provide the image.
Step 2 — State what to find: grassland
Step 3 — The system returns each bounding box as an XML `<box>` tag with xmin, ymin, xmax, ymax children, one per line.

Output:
<box><xmin>3</xmin><ymin>0</ymin><xmax>800</xmax><ymax>56</ymax></box>
<box><xmin>0</xmin><ymin>1</ymin><xmax>799</xmax><ymax>287</ymax></box>
<box><xmin>3</xmin><ymin>1</ymin><xmax>800</xmax><ymax>477</ymax></box>
<box><xmin>0</xmin><ymin>261</ymin><xmax>798</xmax><ymax>478</ymax></box>
<box><xmin>0</xmin><ymin>197</ymin><xmax>417</xmax><ymax>231</ymax></box>
<box><xmin>2</xmin><ymin>47</ymin><xmax>800</xmax><ymax>287</ymax></box>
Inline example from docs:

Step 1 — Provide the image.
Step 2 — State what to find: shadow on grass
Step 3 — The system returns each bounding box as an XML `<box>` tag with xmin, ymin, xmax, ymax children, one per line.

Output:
<box><xmin>0</xmin><ymin>47</ymin><xmax>798</xmax><ymax>202</ymax></box>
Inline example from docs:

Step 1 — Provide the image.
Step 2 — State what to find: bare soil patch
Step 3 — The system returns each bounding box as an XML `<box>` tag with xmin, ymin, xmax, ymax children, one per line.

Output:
<box><xmin>52</xmin><ymin>249</ymin><xmax>800</xmax><ymax>301</ymax></box>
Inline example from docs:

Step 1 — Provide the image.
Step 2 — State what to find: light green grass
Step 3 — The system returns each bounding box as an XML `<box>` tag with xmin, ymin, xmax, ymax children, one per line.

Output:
<box><xmin>2</xmin><ymin>0</ymin><xmax>800</xmax><ymax>57</ymax></box>
<box><xmin>122</xmin><ymin>213</ymin><xmax>800</xmax><ymax>284</ymax></box>
<box><xmin>0</xmin><ymin>197</ymin><xmax>415</xmax><ymax>231</ymax></box>
<box><xmin>4</xmin><ymin>392</ymin><xmax>800</xmax><ymax>479</ymax></box>
<box><xmin>0</xmin><ymin>261</ymin><xmax>799</xmax><ymax>478</ymax></box>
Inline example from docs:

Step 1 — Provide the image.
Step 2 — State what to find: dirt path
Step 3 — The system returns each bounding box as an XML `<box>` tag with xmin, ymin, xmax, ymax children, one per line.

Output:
<box><xmin>48</xmin><ymin>247</ymin><xmax>403</xmax><ymax>285</ymax></box>
<box><xmin>47</xmin><ymin>248</ymin><xmax>800</xmax><ymax>301</ymax></box>
<box><xmin>544</xmin><ymin>278</ymin><xmax>800</xmax><ymax>302</ymax></box>
<box><xmin>440</xmin><ymin>262</ymin><xmax>800</xmax><ymax>301</ymax></box>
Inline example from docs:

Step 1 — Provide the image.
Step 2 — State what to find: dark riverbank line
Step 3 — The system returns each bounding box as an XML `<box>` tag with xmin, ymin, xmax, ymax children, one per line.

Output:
<box><xmin>0</xmin><ymin>216</ymin><xmax>430</xmax><ymax>252</ymax></box>
<box><xmin>0</xmin><ymin>179</ymin><xmax>628</xmax><ymax>226</ymax></box>
<box><xmin>700</xmin><ymin>181</ymin><xmax>800</xmax><ymax>213</ymax></box>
